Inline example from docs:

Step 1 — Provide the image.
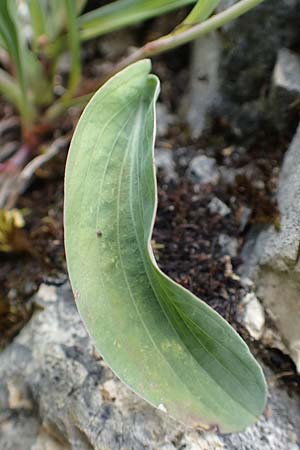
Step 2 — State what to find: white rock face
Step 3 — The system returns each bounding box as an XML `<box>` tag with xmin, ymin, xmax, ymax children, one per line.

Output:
<box><xmin>244</xmin><ymin>123</ymin><xmax>300</xmax><ymax>371</ymax></box>
<box><xmin>0</xmin><ymin>283</ymin><xmax>299</xmax><ymax>450</ymax></box>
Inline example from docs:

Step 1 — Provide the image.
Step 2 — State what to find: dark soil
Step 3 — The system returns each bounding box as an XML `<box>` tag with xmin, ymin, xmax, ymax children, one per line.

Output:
<box><xmin>0</xmin><ymin>152</ymin><xmax>66</xmax><ymax>347</ymax></box>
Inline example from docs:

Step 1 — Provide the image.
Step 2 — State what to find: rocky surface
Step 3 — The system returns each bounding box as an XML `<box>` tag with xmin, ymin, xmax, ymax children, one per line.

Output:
<box><xmin>270</xmin><ymin>48</ymin><xmax>300</xmax><ymax>130</ymax></box>
<box><xmin>185</xmin><ymin>0</ymin><xmax>300</xmax><ymax>140</ymax></box>
<box><xmin>0</xmin><ymin>283</ymin><xmax>299</xmax><ymax>450</ymax></box>
<box><xmin>1</xmin><ymin>2</ymin><xmax>300</xmax><ymax>449</ymax></box>
<box><xmin>217</xmin><ymin>0</ymin><xmax>300</xmax><ymax>137</ymax></box>
<box><xmin>243</xmin><ymin>123</ymin><xmax>300</xmax><ymax>372</ymax></box>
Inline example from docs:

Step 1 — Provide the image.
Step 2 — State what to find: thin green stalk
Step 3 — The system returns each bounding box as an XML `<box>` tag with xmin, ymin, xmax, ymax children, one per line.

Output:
<box><xmin>63</xmin><ymin>0</ymin><xmax>81</xmax><ymax>99</ymax></box>
<box><xmin>44</xmin><ymin>93</ymin><xmax>91</xmax><ymax>123</ymax></box>
<box><xmin>115</xmin><ymin>0</ymin><xmax>268</xmax><ymax>68</ymax></box>
<box><xmin>46</xmin><ymin>0</ymin><xmax>267</xmax><ymax>122</ymax></box>
<box><xmin>0</xmin><ymin>1</ymin><xmax>33</xmax><ymax>126</ymax></box>
<box><xmin>0</xmin><ymin>68</ymin><xmax>35</xmax><ymax>122</ymax></box>
<box><xmin>27</xmin><ymin>0</ymin><xmax>47</xmax><ymax>45</ymax></box>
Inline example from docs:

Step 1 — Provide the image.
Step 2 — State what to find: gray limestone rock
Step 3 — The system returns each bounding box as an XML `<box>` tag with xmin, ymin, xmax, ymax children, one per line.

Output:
<box><xmin>218</xmin><ymin>234</ymin><xmax>239</xmax><ymax>258</ymax></box>
<box><xmin>208</xmin><ymin>197</ymin><xmax>231</xmax><ymax>217</ymax></box>
<box><xmin>0</xmin><ymin>283</ymin><xmax>299</xmax><ymax>449</ymax></box>
<box><xmin>214</xmin><ymin>0</ymin><xmax>300</xmax><ymax>140</ymax></box>
<box><xmin>183</xmin><ymin>0</ymin><xmax>300</xmax><ymax>141</ymax></box>
<box><xmin>270</xmin><ymin>48</ymin><xmax>300</xmax><ymax>130</ymax></box>
<box><xmin>187</xmin><ymin>155</ymin><xmax>219</xmax><ymax>185</ymax></box>
<box><xmin>243</xmin><ymin>123</ymin><xmax>300</xmax><ymax>371</ymax></box>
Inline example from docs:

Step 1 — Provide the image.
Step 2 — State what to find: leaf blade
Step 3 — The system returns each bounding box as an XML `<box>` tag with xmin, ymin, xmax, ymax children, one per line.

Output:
<box><xmin>78</xmin><ymin>0</ymin><xmax>197</xmax><ymax>40</ymax></box>
<box><xmin>64</xmin><ymin>60</ymin><xmax>266</xmax><ymax>433</ymax></box>
<box><xmin>180</xmin><ymin>0</ymin><xmax>220</xmax><ymax>27</ymax></box>
<box><xmin>0</xmin><ymin>0</ymin><xmax>33</xmax><ymax>122</ymax></box>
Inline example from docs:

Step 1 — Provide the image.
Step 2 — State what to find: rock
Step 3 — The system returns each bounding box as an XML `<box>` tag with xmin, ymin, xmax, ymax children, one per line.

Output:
<box><xmin>212</xmin><ymin>0</ymin><xmax>300</xmax><ymax>140</ymax></box>
<box><xmin>208</xmin><ymin>197</ymin><xmax>231</xmax><ymax>217</ymax></box>
<box><xmin>271</xmin><ymin>48</ymin><xmax>300</xmax><ymax>99</ymax></box>
<box><xmin>156</xmin><ymin>103</ymin><xmax>175</xmax><ymax>138</ymax></box>
<box><xmin>240</xmin><ymin>293</ymin><xmax>265</xmax><ymax>340</ymax></box>
<box><xmin>0</xmin><ymin>283</ymin><xmax>300</xmax><ymax>449</ymax></box>
<box><xmin>218</xmin><ymin>0</ymin><xmax>300</xmax><ymax>100</ymax></box>
<box><xmin>238</xmin><ymin>206</ymin><xmax>252</xmax><ymax>232</ymax></box>
<box><xmin>155</xmin><ymin>148</ymin><xmax>177</xmax><ymax>182</ymax></box>
<box><xmin>270</xmin><ymin>48</ymin><xmax>300</xmax><ymax>130</ymax></box>
<box><xmin>219</xmin><ymin>166</ymin><xmax>236</xmax><ymax>185</ymax></box>
<box><xmin>243</xmin><ymin>123</ymin><xmax>300</xmax><ymax>371</ymax></box>
<box><xmin>218</xmin><ymin>234</ymin><xmax>239</xmax><ymax>258</ymax></box>
<box><xmin>187</xmin><ymin>155</ymin><xmax>219</xmax><ymax>185</ymax></box>
<box><xmin>183</xmin><ymin>32</ymin><xmax>221</xmax><ymax>138</ymax></box>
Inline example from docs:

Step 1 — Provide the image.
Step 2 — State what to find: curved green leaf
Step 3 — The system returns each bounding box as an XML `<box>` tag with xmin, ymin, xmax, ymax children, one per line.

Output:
<box><xmin>64</xmin><ymin>60</ymin><xmax>266</xmax><ymax>433</ymax></box>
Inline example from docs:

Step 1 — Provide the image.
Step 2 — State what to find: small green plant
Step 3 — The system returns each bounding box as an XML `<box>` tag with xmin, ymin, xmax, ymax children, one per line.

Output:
<box><xmin>2</xmin><ymin>0</ymin><xmax>268</xmax><ymax>430</ymax></box>
<box><xmin>0</xmin><ymin>0</ymin><xmax>198</xmax><ymax>205</ymax></box>
<box><xmin>0</xmin><ymin>0</ymin><xmax>266</xmax><ymax>209</ymax></box>
<box><xmin>64</xmin><ymin>60</ymin><xmax>267</xmax><ymax>433</ymax></box>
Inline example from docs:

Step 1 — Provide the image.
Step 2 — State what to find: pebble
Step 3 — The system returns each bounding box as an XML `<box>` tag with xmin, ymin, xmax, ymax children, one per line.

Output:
<box><xmin>241</xmin><ymin>292</ymin><xmax>265</xmax><ymax>340</ymax></box>
<box><xmin>155</xmin><ymin>148</ymin><xmax>178</xmax><ymax>182</ymax></box>
<box><xmin>218</xmin><ymin>234</ymin><xmax>238</xmax><ymax>257</ymax></box>
<box><xmin>208</xmin><ymin>197</ymin><xmax>231</xmax><ymax>217</ymax></box>
<box><xmin>187</xmin><ymin>155</ymin><xmax>219</xmax><ymax>185</ymax></box>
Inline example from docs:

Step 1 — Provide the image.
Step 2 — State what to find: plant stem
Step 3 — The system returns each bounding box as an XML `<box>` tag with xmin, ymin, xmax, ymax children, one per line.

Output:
<box><xmin>45</xmin><ymin>0</ymin><xmax>267</xmax><ymax>122</ymax></box>
<box><xmin>113</xmin><ymin>0</ymin><xmax>268</xmax><ymax>73</ymax></box>
<box><xmin>63</xmin><ymin>0</ymin><xmax>82</xmax><ymax>100</ymax></box>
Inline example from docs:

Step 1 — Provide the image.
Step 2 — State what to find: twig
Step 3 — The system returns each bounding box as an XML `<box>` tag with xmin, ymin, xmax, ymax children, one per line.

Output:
<box><xmin>267</xmin><ymin>371</ymin><xmax>296</xmax><ymax>385</ymax></box>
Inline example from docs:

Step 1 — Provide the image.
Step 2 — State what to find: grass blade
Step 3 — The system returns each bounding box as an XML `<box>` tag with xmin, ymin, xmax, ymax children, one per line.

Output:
<box><xmin>78</xmin><ymin>0</ymin><xmax>197</xmax><ymax>41</ymax></box>
<box><xmin>64</xmin><ymin>0</ymin><xmax>81</xmax><ymax>98</ymax></box>
<box><xmin>177</xmin><ymin>0</ymin><xmax>220</xmax><ymax>30</ymax></box>
<box><xmin>0</xmin><ymin>0</ymin><xmax>32</xmax><ymax>123</ymax></box>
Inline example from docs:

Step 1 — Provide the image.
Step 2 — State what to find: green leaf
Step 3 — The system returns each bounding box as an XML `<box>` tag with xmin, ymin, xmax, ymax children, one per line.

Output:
<box><xmin>0</xmin><ymin>68</ymin><xmax>25</xmax><ymax>116</ymax></box>
<box><xmin>64</xmin><ymin>60</ymin><xmax>267</xmax><ymax>433</ymax></box>
<box><xmin>27</xmin><ymin>0</ymin><xmax>86</xmax><ymax>43</ymax></box>
<box><xmin>27</xmin><ymin>0</ymin><xmax>47</xmax><ymax>44</ymax></box>
<box><xmin>63</xmin><ymin>0</ymin><xmax>81</xmax><ymax>98</ymax></box>
<box><xmin>178</xmin><ymin>0</ymin><xmax>220</xmax><ymax>29</ymax></box>
<box><xmin>78</xmin><ymin>0</ymin><xmax>197</xmax><ymax>41</ymax></box>
<box><xmin>0</xmin><ymin>0</ymin><xmax>32</xmax><ymax>122</ymax></box>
